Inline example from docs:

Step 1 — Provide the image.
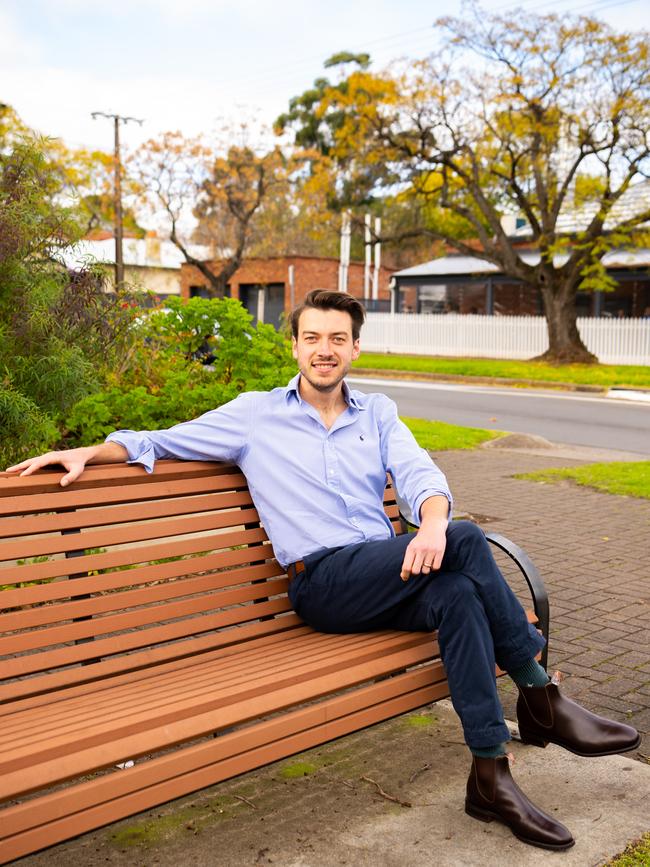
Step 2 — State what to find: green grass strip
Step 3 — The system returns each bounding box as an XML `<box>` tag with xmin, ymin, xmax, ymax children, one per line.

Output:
<box><xmin>402</xmin><ymin>417</ymin><xmax>502</xmax><ymax>451</ymax></box>
<box><xmin>517</xmin><ymin>462</ymin><xmax>650</xmax><ymax>500</ymax></box>
<box><xmin>604</xmin><ymin>833</ymin><xmax>650</xmax><ymax>867</ymax></box>
<box><xmin>353</xmin><ymin>354</ymin><xmax>650</xmax><ymax>389</ymax></box>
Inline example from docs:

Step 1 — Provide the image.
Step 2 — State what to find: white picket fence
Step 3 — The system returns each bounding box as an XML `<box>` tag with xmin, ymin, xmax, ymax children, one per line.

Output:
<box><xmin>361</xmin><ymin>314</ymin><xmax>650</xmax><ymax>365</ymax></box>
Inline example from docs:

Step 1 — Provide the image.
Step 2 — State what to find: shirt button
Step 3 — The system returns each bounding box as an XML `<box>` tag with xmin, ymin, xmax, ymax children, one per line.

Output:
<box><xmin>351</xmin><ymin>517</ymin><xmax>359</xmax><ymax>526</ymax></box>
<box><xmin>329</xmin><ymin>469</ymin><xmax>334</xmax><ymax>475</ymax></box>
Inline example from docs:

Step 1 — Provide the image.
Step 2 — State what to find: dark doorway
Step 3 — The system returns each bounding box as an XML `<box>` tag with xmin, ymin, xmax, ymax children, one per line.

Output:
<box><xmin>265</xmin><ymin>284</ymin><xmax>285</xmax><ymax>329</ymax></box>
<box><xmin>239</xmin><ymin>283</ymin><xmax>285</xmax><ymax>328</ymax></box>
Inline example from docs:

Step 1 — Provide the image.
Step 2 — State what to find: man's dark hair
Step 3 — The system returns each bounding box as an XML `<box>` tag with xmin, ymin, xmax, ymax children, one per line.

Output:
<box><xmin>291</xmin><ymin>290</ymin><xmax>366</xmax><ymax>341</ymax></box>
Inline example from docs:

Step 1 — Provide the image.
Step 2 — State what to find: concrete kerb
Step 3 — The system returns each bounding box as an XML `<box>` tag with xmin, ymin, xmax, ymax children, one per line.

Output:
<box><xmin>352</xmin><ymin>366</ymin><xmax>650</xmax><ymax>401</ymax></box>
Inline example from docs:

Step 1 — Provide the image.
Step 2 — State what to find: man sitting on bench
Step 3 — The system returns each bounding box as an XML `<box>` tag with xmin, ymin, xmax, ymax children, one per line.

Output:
<box><xmin>7</xmin><ymin>289</ymin><xmax>639</xmax><ymax>852</ymax></box>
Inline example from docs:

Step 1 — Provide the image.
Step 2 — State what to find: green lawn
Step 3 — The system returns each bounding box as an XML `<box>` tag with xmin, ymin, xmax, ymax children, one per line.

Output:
<box><xmin>353</xmin><ymin>354</ymin><xmax>650</xmax><ymax>389</ymax></box>
<box><xmin>402</xmin><ymin>417</ymin><xmax>502</xmax><ymax>450</ymax></box>
<box><xmin>517</xmin><ymin>461</ymin><xmax>650</xmax><ymax>500</ymax></box>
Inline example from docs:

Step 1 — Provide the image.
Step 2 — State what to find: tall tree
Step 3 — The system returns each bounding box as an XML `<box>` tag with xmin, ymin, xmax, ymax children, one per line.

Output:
<box><xmin>131</xmin><ymin>132</ymin><xmax>286</xmax><ymax>297</ymax></box>
<box><xmin>281</xmin><ymin>9</ymin><xmax>650</xmax><ymax>362</ymax></box>
<box><xmin>0</xmin><ymin>109</ymin><xmax>134</xmax><ymax>465</ymax></box>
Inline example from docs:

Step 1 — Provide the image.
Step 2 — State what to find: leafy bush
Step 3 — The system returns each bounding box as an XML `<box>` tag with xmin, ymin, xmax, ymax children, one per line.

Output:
<box><xmin>0</xmin><ymin>133</ymin><xmax>135</xmax><ymax>467</ymax></box>
<box><xmin>65</xmin><ymin>296</ymin><xmax>296</xmax><ymax>443</ymax></box>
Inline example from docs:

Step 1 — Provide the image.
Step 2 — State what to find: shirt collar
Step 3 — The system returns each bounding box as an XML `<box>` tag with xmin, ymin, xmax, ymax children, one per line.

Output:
<box><xmin>285</xmin><ymin>374</ymin><xmax>365</xmax><ymax>410</ymax></box>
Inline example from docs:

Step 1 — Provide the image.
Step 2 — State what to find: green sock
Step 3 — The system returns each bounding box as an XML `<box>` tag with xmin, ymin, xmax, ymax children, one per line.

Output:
<box><xmin>471</xmin><ymin>743</ymin><xmax>507</xmax><ymax>759</ymax></box>
<box><xmin>509</xmin><ymin>658</ymin><xmax>550</xmax><ymax>688</ymax></box>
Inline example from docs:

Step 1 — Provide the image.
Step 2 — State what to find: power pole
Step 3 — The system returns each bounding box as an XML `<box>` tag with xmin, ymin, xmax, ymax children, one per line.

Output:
<box><xmin>91</xmin><ymin>111</ymin><xmax>143</xmax><ymax>290</ymax></box>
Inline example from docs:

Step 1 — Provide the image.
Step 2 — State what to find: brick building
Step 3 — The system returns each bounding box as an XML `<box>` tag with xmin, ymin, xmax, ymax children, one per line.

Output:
<box><xmin>393</xmin><ymin>249</ymin><xmax>650</xmax><ymax>318</ymax></box>
<box><xmin>180</xmin><ymin>256</ymin><xmax>394</xmax><ymax>328</ymax></box>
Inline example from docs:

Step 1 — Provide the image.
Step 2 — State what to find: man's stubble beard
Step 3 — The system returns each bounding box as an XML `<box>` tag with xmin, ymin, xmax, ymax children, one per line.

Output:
<box><xmin>300</xmin><ymin>362</ymin><xmax>351</xmax><ymax>394</ymax></box>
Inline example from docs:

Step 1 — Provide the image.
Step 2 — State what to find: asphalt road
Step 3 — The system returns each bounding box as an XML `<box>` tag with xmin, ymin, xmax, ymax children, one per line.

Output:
<box><xmin>347</xmin><ymin>376</ymin><xmax>650</xmax><ymax>457</ymax></box>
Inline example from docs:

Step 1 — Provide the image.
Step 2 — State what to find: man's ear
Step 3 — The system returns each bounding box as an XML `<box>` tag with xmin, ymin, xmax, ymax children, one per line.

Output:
<box><xmin>352</xmin><ymin>339</ymin><xmax>361</xmax><ymax>361</ymax></box>
<box><xmin>291</xmin><ymin>336</ymin><xmax>298</xmax><ymax>360</ymax></box>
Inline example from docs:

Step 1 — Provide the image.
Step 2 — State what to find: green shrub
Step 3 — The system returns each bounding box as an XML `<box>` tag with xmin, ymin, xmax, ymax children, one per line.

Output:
<box><xmin>65</xmin><ymin>296</ymin><xmax>296</xmax><ymax>443</ymax></box>
<box><xmin>0</xmin><ymin>132</ymin><xmax>137</xmax><ymax>467</ymax></box>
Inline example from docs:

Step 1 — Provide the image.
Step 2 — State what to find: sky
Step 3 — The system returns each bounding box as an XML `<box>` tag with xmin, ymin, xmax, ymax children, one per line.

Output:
<box><xmin>2</xmin><ymin>0</ymin><xmax>649</xmax><ymax>155</ymax></box>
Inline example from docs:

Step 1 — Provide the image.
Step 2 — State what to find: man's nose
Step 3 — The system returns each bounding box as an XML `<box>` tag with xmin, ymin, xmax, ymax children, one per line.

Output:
<box><xmin>316</xmin><ymin>340</ymin><xmax>334</xmax><ymax>355</ymax></box>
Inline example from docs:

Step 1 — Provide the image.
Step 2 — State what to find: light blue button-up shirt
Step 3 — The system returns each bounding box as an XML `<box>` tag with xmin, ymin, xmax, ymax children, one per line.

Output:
<box><xmin>106</xmin><ymin>374</ymin><xmax>452</xmax><ymax>566</ymax></box>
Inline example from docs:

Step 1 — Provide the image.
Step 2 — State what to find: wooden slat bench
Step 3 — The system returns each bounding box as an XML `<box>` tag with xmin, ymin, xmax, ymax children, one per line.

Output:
<box><xmin>0</xmin><ymin>460</ymin><xmax>549</xmax><ymax>863</ymax></box>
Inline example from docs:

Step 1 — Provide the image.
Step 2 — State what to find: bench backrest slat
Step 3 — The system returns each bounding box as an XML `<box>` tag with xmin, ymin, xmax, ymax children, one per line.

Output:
<box><xmin>0</xmin><ymin>461</ymin><xmax>403</xmax><ymax>706</ymax></box>
<box><xmin>0</xmin><ymin>540</ymin><xmax>275</xmax><ymax>615</ymax></box>
<box><xmin>0</xmin><ymin>464</ymin><xmax>247</xmax><ymax>515</ymax></box>
<box><xmin>0</xmin><ymin>504</ymin><xmax>260</xmax><ymax>561</ymax></box>
<box><xmin>0</xmin><ymin>489</ymin><xmax>254</xmax><ymax>539</ymax></box>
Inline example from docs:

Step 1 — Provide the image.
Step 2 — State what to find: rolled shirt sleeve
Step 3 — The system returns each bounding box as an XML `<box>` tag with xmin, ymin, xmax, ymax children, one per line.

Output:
<box><xmin>105</xmin><ymin>392</ymin><xmax>254</xmax><ymax>472</ymax></box>
<box><xmin>378</xmin><ymin>397</ymin><xmax>452</xmax><ymax>525</ymax></box>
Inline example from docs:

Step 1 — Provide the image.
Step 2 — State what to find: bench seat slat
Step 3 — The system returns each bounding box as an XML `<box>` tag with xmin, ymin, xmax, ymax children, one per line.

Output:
<box><xmin>0</xmin><ymin>613</ymin><xmax>306</xmax><ymax>707</ymax></box>
<box><xmin>1</xmin><ymin>631</ymin><xmax>425</xmax><ymax>745</ymax></box>
<box><xmin>0</xmin><ymin>623</ymin><xmax>317</xmax><ymax>724</ymax></box>
<box><xmin>0</xmin><ymin>637</ymin><xmax>435</xmax><ymax>800</ymax></box>
<box><xmin>0</xmin><ymin>663</ymin><xmax>447</xmax><ymax>861</ymax></box>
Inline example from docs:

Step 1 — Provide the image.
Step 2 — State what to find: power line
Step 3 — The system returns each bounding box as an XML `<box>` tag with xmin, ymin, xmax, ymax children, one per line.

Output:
<box><xmin>200</xmin><ymin>0</ymin><xmax>644</xmax><ymax>104</ymax></box>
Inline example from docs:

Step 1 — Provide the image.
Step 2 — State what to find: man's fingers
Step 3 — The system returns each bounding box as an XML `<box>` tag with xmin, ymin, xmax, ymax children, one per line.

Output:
<box><xmin>5</xmin><ymin>454</ymin><xmax>85</xmax><ymax>487</ymax></box>
<box><xmin>60</xmin><ymin>466</ymin><xmax>84</xmax><ymax>487</ymax></box>
<box><xmin>5</xmin><ymin>459</ymin><xmax>36</xmax><ymax>474</ymax></box>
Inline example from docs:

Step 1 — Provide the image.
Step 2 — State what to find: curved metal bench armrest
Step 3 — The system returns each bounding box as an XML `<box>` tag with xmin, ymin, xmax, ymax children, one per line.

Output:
<box><xmin>484</xmin><ymin>531</ymin><xmax>549</xmax><ymax>671</ymax></box>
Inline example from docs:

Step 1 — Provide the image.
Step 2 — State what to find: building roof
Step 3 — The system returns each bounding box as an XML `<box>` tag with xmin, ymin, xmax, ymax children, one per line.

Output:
<box><xmin>394</xmin><ymin>248</ymin><xmax>650</xmax><ymax>280</ymax></box>
<box><xmin>509</xmin><ymin>180</ymin><xmax>650</xmax><ymax>238</ymax></box>
<box><xmin>58</xmin><ymin>238</ymin><xmax>209</xmax><ymax>271</ymax></box>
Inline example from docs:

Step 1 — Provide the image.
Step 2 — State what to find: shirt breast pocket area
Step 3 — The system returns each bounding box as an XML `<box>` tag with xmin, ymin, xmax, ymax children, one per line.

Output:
<box><xmin>337</xmin><ymin>427</ymin><xmax>385</xmax><ymax>488</ymax></box>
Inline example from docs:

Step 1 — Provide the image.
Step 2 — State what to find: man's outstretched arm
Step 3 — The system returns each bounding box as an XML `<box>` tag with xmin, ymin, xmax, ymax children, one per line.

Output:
<box><xmin>5</xmin><ymin>442</ymin><xmax>129</xmax><ymax>487</ymax></box>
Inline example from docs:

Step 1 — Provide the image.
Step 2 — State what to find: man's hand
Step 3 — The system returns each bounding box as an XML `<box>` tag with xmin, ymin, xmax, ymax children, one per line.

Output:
<box><xmin>5</xmin><ymin>442</ymin><xmax>127</xmax><ymax>487</ymax></box>
<box><xmin>400</xmin><ymin>495</ymin><xmax>450</xmax><ymax>581</ymax></box>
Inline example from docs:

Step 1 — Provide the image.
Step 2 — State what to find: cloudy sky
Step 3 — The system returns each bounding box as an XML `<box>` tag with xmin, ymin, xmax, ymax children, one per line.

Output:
<box><xmin>3</xmin><ymin>0</ymin><xmax>649</xmax><ymax>154</ymax></box>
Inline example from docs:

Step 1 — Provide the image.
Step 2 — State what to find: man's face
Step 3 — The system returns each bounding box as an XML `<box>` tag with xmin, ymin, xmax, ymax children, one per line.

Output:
<box><xmin>292</xmin><ymin>307</ymin><xmax>361</xmax><ymax>394</ymax></box>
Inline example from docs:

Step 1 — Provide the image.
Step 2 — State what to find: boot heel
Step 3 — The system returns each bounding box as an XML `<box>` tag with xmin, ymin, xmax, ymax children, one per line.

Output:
<box><xmin>465</xmin><ymin>799</ymin><xmax>494</xmax><ymax>823</ymax></box>
<box><xmin>519</xmin><ymin>729</ymin><xmax>549</xmax><ymax>748</ymax></box>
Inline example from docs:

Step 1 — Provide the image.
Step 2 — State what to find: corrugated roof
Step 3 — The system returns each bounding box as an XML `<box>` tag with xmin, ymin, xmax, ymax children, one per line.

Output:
<box><xmin>394</xmin><ymin>248</ymin><xmax>650</xmax><ymax>279</ymax></box>
<box><xmin>510</xmin><ymin>180</ymin><xmax>650</xmax><ymax>238</ymax></box>
<box><xmin>58</xmin><ymin>238</ymin><xmax>210</xmax><ymax>271</ymax></box>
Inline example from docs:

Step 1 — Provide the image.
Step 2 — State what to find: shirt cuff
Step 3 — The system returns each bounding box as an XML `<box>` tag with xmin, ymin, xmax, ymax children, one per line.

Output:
<box><xmin>105</xmin><ymin>432</ymin><xmax>156</xmax><ymax>473</ymax></box>
<box><xmin>412</xmin><ymin>489</ymin><xmax>453</xmax><ymax>526</ymax></box>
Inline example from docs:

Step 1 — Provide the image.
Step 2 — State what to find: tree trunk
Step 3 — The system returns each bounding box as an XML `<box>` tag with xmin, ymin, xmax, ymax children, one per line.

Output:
<box><xmin>534</xmin><ymin>279</ymin><xmax>598</xmax><ymax>364</ymax></box>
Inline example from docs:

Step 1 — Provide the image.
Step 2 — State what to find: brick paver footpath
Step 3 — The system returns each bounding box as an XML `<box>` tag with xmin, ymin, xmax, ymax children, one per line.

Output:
<box><xmin>440</xmin><ymin>446</ymin><xmax>650</xmax><ymax>758</ymax></box>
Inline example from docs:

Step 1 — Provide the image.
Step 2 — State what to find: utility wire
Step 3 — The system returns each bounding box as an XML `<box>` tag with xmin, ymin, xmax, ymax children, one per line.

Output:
<box><xmin>207</xmin><ymin>0</ymin><xmax>643</xmax><ymax>102</ymax></box>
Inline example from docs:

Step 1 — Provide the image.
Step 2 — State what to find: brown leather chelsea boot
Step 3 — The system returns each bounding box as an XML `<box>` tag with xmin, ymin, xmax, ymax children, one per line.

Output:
<box><xmin>465</xmin><ymin>755</ymin><xmax>574</xmax><ymax>850</ymax></box>
<box><xmin>517</xmin><ymin>680</ymin><xmax>640</xmax><ymax>757</ymax></box>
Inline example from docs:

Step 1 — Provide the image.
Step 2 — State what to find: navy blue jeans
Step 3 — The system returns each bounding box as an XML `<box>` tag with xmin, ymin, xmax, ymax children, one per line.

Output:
<box><xmin>288</xmin><ymin>520</ymin><xmax>545</xmax><ymax>749</ymax></box>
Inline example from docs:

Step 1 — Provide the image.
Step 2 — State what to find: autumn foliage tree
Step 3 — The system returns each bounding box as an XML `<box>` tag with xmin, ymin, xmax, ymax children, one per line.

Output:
<box><xmin>130</xmin><ymin>131</ymin><xmax>288</xmax><ymax>297</ymax></box>
<box><xmin>281</xmin><ymin>9</ymin><xmax>650</xmax><ymax>363</ymax></box>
